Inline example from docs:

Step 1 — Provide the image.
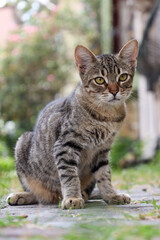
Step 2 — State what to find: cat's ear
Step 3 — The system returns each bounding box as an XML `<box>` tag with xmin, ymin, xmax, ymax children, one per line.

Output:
<box><xmin>75</xmin><ymin>45</ymin><xmax>97</xmax><ymax>76</ymax></box>
<box><xmin>118</xmin><ymin>39</ymin><xmax>139</xmax><ymax>68</ymax></box>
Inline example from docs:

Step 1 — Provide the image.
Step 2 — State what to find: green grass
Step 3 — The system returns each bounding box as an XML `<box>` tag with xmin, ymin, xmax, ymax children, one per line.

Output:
<box><xmin>112</xmin><ymin>151</ymin><xmax>160</xmax><ymax>190</ymax></box>
<box><xmin>63</xmin><ymin>224</ymin><xmax>160</xmax><ymax>240</ymax></box>
<box><xmin>0</xmin><ymin>156</ymin><xmax>21</xmax><ymax>200</ymax></box>
<box><xmin>0</xmin><ymin>171</ymin><xmax>20</xmax><ymax>200</ymax></box>
<box><xmin>0</xmin><ymin>212</ymin><xmax>28</xmax><ymax>227</ymax></box>
<box><xmin>0</xmin><ymin>156</ymin><xmax>15</xmax><ymax>172</ymax></box>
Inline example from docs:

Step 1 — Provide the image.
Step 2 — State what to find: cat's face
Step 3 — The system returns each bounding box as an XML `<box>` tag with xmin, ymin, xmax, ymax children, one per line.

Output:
<box><xmin>75</xmin><ymin>40</ymin><xmax>139</xmax><ymax>106</ymax></box>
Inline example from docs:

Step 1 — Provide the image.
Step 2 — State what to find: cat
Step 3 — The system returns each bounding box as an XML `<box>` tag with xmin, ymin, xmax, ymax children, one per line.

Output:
<box><xmin>7</xmin><ymin>39</ymin><xmax>138</xmax><ymax>209</ymax></box>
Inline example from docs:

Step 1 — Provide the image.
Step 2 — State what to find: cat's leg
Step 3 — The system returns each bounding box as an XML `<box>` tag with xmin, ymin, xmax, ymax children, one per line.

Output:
<box><xmin>8</xmin><ymin>132</ymin><xmax>38</xmax><ymax>205</ymax></box>
<box><xmin>92</xmin><ymin>150</ymin><xmax>131</xmax><ymax>204</ymax></box>
<box><xmin>82</xmin><ymin>179</ymin><xmax>96</xmax><ymax>202</ymax></box>
<box><xmin>95</xmin><ymin>164</ymin><xmax>131</xmax><ymax>204</ymax></box>
<box><xmin>53</xmin><ymin>139</ymin><xmax>84</xmax><ymax>209</ymax></box>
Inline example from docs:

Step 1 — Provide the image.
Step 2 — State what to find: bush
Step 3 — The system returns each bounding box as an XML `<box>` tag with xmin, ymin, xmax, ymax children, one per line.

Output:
<box><xmin>0</xmin><ymin>18</ymin><xmax>70</xmax><ymax>131</ymax></box>
<box><xmin>0</xmin><ymin>156</ymin><xmax>15</xmax><ymax>172</ymax></box>
<box><xmin>0</xmin><ymin>1</ymin><xmax>100</xmax><ymax>153</ymax></box>
<box><xmin>111</xmin><ymin>137</ymin><xmax>143</xmax><ymax>168</ymax></box>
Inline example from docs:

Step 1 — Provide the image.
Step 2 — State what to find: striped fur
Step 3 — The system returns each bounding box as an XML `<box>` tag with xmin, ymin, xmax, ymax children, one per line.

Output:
<box><xmin>8</xmin><ymin>40</ymin><xmax>138</xmax><ymax>209</ymax></box>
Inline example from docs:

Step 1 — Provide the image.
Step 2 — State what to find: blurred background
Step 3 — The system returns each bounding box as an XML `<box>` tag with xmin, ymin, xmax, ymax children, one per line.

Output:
<box><xmin>0</xmin><ymin>0</ymin><xmax>160</xmax><ymax>171</ymax></box>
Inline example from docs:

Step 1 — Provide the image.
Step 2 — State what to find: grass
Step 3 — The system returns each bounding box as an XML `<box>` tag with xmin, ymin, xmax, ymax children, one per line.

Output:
<box><xmin>0</xmin><ymin>156</ymin><xmax>15</xmax><ymax>171</ymax></box>
<box><xmin>0</xmin><ymin>212</ymin><xmax>28</xmax><ymax>227</ymax></box>
<box><xmin>0</xmin><ymin>170</ymin><xmax>21</xmax><ymax>200</ymax></box>
<box><xmin>112</xmin><ymin>151</ymin><xmax>160</xmax><ymax>190</ymax></box>
<box><xmin>0</xmin><ymin>156</ymin><xmax>21</xmax><ymax>202</ymax></box>
<box><xmin>63</xmin><ymin>224</ymin><xmax>160</xmax><ymax>240</ymax></box>
<box><xmin>138</xmin><ymin>199</ymin><xmax>160</xmax><ymax>220</ymax></box>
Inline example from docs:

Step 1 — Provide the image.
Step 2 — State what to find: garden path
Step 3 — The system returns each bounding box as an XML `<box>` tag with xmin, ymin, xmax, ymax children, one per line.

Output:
<box><xmin>0</xmin><ymin>185</ymin><xmax>160</xmax><ymax>239</ymax></box>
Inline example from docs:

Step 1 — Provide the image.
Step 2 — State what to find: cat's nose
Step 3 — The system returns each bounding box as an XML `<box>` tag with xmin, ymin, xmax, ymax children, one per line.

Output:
<box><xmin>108</xmin><ymin>84</ymin><xmax>119</xmax><ymax>96</ymax></box>
<box><xmin>110</xmin><ymin>89</ymin><xmax>118</xmax><ymax>97</ymax></box>
<box><xmin>110</xmin><ymin>90</ymin><xmax>118</xmax><ymax>96</ymax></box>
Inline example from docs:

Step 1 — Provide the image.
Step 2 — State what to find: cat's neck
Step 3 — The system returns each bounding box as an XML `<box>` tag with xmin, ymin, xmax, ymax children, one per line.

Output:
<box><xmin>74</xmin><ymin>84</ymin><xmax>126</xmax><ymax>122</ymax></box>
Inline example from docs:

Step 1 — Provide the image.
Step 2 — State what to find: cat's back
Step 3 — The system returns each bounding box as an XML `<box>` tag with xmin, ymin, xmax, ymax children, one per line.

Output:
<box><xmin>35</xmin><ymin>96</ymin><xmax>70</xmax><ymax>129</ymax></box>
<box><xmin>35</xmin><ymin>98</ymin><xmax>63</xmax><ymax>125</ymax></box>
<box><xmin>32</xmin><ymin>97</ymin><xmax>71</xmax><ymax>148</ymax></box>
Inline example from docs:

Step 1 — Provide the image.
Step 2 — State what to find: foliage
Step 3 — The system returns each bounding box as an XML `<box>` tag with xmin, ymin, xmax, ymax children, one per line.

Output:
<box><xmin>0</xmin><ymin>156</ymin><xmax>15</xmax><ymax>172</ymax></box>
<box><xmin>0</xmin><ymin>138</ymin><xmax>10</xmax><ymax>157</ymax></box>
<box><xmin>152</xmin><ymin>198</ymin><xmax>160</xmax><ymax>210</ymax></box>
<box><xmin>110</xmin><ymin>137</ymin><xmax>143</xmax><ymax>168</ymax></box>
<box><xmin>154</xmin><ymin>150</ymin><xmax>160</xmax><ymax>163</ymax></box>
<box><xmin>0</xmin><ymin>120</ymin><xmax>19</xmax><ymax>156</ymax></box>
<box><xmin>0</xmin><ymin>0</ymin><xmax>100</xmax><ymax>153</ymax></box>
<box><xmin>0</xmin><ymin>17</ymin><xmax>70</xmax><ymax>131</ymax></box>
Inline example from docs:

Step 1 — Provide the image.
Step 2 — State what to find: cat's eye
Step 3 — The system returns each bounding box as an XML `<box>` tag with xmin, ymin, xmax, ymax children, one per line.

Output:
<box><xmin>119</xmin><ymin>74</ymin><xmax>128</xmax><ymax>81</ymax></box>
<box><xmin>95</xmin><ymin>77</ymin><xmax>105</xmax><ymax>85</ymax></box>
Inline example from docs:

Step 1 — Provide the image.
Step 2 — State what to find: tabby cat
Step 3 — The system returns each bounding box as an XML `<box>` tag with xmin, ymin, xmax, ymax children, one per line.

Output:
<box><xmin>8</xmin><ymin>39</ymin><xmax>138</xmax><ymax>209</ymax></box>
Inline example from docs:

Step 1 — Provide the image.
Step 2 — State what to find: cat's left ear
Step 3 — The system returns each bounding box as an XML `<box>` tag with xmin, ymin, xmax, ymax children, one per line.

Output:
<box><xmin>75</xmin><ymin>45</ymin><xmax>98</xmax><ymax>76</ymax></box>
<box><xmin>118</xmin><ymin>39</ymin><xmax>139</xmax><ymax>68</ymax></box>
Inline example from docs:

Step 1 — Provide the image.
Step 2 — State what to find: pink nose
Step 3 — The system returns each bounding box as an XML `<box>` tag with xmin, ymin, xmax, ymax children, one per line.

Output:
<box><xmin>108</xmin><ymin>84</ymin><xmax>119</xmax><ymax>96</ymax></box>
<box><xmin>110</xmin><ymin>89</ymin><xmax>118</xmax><ymax>96</ymax></box>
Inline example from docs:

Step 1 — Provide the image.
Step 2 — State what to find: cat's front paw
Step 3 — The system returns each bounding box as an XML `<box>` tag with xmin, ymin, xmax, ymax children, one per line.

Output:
<box><xmin>61</xmin><ymin>197</ymin><xmax>84</xmax><ymax>209</ymax></box>
<box><xmin>106</xmin><ymin>193</ymin><xmax>131</xmax><ymax>205</ymax></box>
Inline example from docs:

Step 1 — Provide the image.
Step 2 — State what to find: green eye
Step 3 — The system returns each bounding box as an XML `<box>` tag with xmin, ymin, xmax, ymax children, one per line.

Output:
<box><xmin>95</xmin><ymin>77</ymin><xmax>105</xmax><ymax>85</ymax></box>
<box><xmin>119</xmin><ymin>74</ymin><xmax>128</xmax><ymax>81</ymax></box>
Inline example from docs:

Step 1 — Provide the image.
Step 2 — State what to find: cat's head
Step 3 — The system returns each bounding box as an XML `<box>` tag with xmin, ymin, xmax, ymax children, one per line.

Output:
<box><xmin>75</xmin><ymin>39</ymin><xmax>138</xmax><ymax>106</ymax></box>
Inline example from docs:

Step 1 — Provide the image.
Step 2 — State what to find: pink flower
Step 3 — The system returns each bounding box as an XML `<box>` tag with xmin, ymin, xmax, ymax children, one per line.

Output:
<box><xmin>23</xmin><ymin>25</ymin><xmax>38</xmax><ymax>34</ymax></box>
<box><xmin>8</xmin><ymin>34</ymin><xmax>20</xmax><ymax>42</ymax></box>
<box><xmin>52</xmin><ymin>4</ymin><xmax>60</xmax><ymax>13</ymax></box>
<box><xmin>47</xmin><ymin>74</ymin><xmax>54</xmax><ymax>82</ymax></box>
<box><xmin>43</xmin><ymin>34</ymin><xmax>50</xmax><ymax>40</ymax></box>
<box><xmin>11</xmin><ymin>48</ymin><xmax>19</xmax><ymax>56</ymax></box>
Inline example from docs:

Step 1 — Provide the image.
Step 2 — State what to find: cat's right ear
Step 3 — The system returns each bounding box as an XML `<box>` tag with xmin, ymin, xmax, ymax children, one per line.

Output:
<box><xmin>118</xmin><ymin>39</ymin><xmax>139</xmax><ymax>69</ymax></box>
<box><xmin>75</xmin><ymin>45</ymin><xmax>97</xmax><ymax>76</ymax></box>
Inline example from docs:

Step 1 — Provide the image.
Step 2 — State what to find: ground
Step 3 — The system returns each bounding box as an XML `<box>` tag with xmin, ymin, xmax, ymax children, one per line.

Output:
<box><xmin>0</xmin><ymin>153</ymin><xmax>160</xmax><ymax>240</ymax></box>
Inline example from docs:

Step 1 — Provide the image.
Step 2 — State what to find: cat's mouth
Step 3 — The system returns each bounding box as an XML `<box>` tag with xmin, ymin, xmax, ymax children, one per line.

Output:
<box><xmin>108</xmin><ymin>97</ymin><xmax>121</xmax><ymax>102</ymax></box>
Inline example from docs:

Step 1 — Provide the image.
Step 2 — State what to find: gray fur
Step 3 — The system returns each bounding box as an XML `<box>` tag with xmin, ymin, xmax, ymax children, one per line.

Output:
<box><xmin>8</xmin><ymin>40</ymin><xmax>138</xmax><ymax>209</ymax></box>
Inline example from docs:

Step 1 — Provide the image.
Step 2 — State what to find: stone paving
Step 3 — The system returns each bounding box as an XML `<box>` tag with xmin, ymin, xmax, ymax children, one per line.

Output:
<box><xmin>0</xmin><ymin>185</ymin><xmax>160</xmax><ymax>239</ymax></box>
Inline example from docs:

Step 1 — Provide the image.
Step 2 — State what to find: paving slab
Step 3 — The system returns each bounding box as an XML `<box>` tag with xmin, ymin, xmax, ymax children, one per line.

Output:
<box><xmin>0</xmin><ymin>186</ymin><xmax>160</xmax><ymax>239</ymax></box>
